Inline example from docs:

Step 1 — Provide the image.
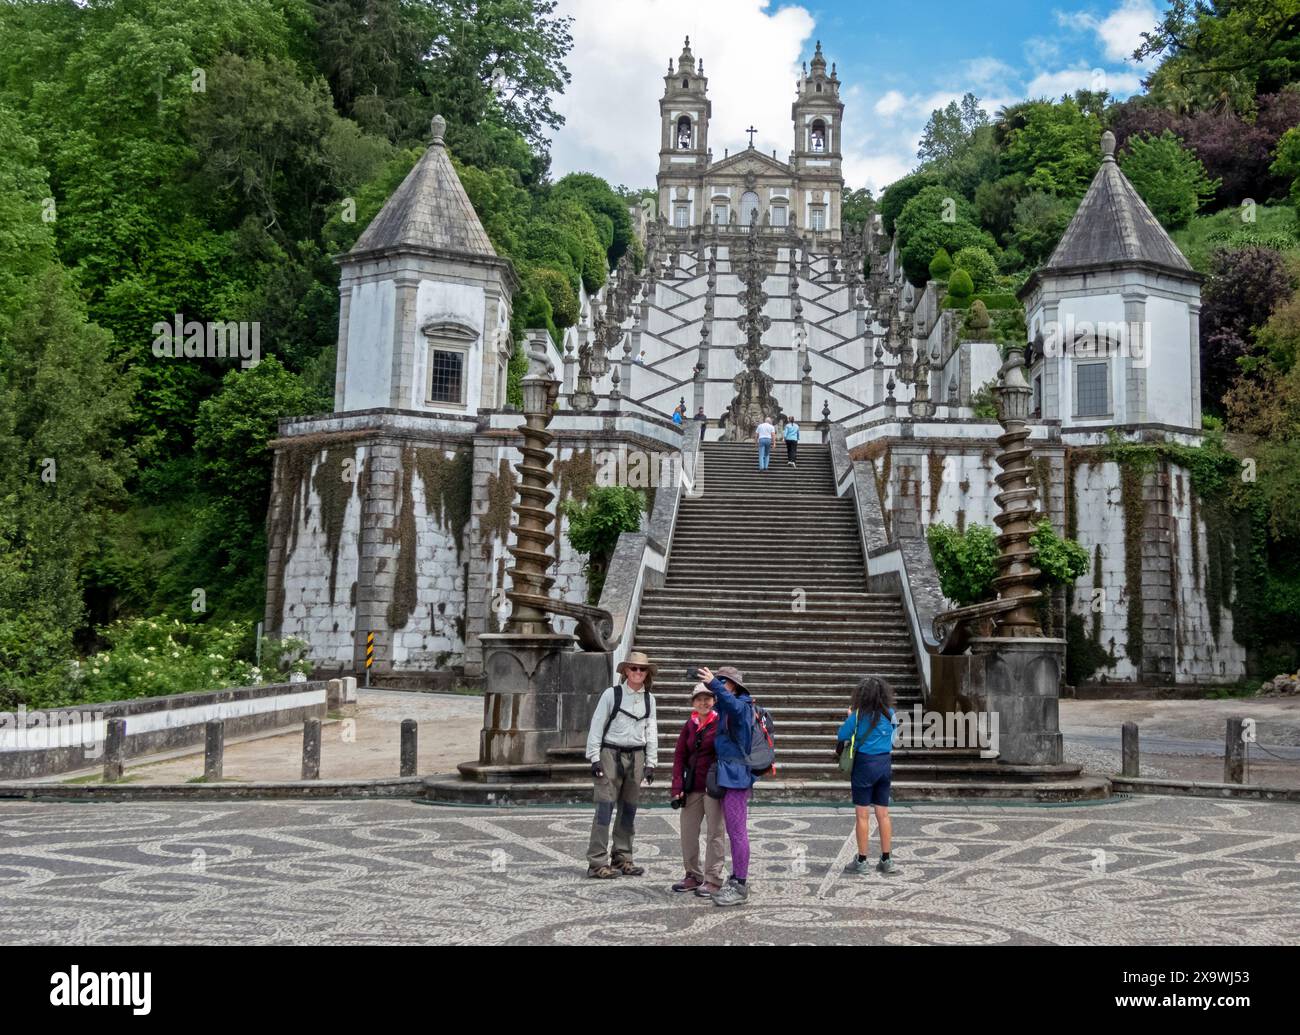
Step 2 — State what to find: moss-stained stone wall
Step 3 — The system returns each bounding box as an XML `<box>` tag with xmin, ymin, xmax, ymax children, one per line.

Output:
<box><xmin>1064</xmin><ymin>449</ymin><xmax>1246</xmax><ymax>685</ymax></box>
<box><xmin>264</xmin><ymin>438</ymin><xmax>367</xmax><ymax>669</ymax></box>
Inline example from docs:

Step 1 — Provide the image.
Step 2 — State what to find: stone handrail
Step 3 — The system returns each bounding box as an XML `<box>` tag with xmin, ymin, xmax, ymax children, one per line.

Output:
<box><xmin>596</xmin><ymin>427</ymin><xmax>698</xmax><ymax>667</ymax></box>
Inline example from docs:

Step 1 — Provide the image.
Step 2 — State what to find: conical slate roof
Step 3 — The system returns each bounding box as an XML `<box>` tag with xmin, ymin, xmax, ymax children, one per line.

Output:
<box><xmin>349</xmin><ymin>115</ymin><xmax>497</xmax><ymax>261</ymax></box>
<box><xmin>1041</xmin><ymin>130</ymin><xmax>1192</xmax><ymax>276</ymax></box>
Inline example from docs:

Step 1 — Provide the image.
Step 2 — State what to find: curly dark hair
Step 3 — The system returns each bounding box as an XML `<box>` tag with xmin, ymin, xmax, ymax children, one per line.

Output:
<box><xmin>849</xmin><ymin>676</ymin><xmax>895</xmax><ymax>739</ymax></box>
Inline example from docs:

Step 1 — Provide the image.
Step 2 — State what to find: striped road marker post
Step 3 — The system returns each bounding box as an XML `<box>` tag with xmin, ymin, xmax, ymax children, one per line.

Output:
<box><xmin>365</xmin><ymin>631</ymin><xmax>374</xmax><ymax>688</ymax></box>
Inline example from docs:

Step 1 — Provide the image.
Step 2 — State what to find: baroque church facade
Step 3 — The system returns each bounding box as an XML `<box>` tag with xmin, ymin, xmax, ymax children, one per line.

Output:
<box><xmin>656</xmin><ymin>38</ymin><xmax>845</xmax><ymax>238</ymax></box>
<box><xmin>261</xmin><ymin>40</ymin><xmax>1243</xmax><ymax>695</ymax></box>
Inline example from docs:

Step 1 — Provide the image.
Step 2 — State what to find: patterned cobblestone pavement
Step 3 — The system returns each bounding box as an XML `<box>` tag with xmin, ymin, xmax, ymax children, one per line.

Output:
<box><xmin>1</xmin><ymin>796</ymin><xmax>1297</xmax><ymax>945</ymax></box>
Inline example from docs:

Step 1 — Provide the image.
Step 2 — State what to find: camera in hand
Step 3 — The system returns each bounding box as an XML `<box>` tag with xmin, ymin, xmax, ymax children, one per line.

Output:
<box><xmin>670</xmin><ymin>796</ymin><xmax>685</xmax><ymax>810</ymax></box>
<box><xmin>686</xmin><ymin>664</ymin><xmax>701</xmax><ymax>681</ymax></box>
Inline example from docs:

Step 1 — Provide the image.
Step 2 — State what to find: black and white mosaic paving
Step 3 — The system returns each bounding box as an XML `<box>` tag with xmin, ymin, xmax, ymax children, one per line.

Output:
<box><xmin>1</xmin><ymin>796</ymin><xmax>1297</xmax><ymax>945</ymax></box>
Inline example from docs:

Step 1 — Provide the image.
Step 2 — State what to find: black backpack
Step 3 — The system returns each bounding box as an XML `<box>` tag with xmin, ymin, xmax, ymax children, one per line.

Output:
<box><xmin>600</xmin><ymin>683</ymin><xmax>653</xmax><ymax>744</ymax></box>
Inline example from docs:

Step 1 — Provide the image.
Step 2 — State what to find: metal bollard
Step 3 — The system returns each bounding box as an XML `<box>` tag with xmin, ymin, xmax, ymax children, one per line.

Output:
<box><xmin>204</xmin><ymin>720</ymin><xmax>224</xmax><ymax>781</ymax></box>
<box><xmin>1224</xmin><ymin>718</ymin><xmax>1245</xmax><ymax>784</ymax></box>
<box><xmin>1121</xmin><ymin>722</ymin><xmax>1139</xmax><ymax>778</ymax></box>
<box><xmin>400</xmin><ymin>719</ymin><xmax>418</xmax><ymax>777</ymax></box>
<box><xmin>103</xmin><ymin>719</ymin><xmax>126</xmax><ymax>782</ymax></box>
<box><xmin>302</xmin><ymin>718</ymin><xmax>321</xmax><ymax>781</ymax></box>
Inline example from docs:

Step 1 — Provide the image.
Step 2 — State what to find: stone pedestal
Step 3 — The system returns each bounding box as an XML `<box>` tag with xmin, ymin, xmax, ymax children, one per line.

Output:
<box><xmin>477</xmin><ymin>634</ymin><xmax>613</xmax><ymax>765</ymax></box>
<box><xmin>966</xmin><ymin>637</ymin><xmax>1065</xmax><ymax>765</ymax></box>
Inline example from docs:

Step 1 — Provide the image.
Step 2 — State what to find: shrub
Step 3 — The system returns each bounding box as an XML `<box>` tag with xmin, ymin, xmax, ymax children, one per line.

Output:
<box><xmin>968</xmin><ymin>299</ymin><xmax>991</xmax><ymax>330</ymax></box>
<box><xmin>562</xmin><ymin>486</ymin><xmax>646</xmax><ymax>603</ymax></box>
<box><xmin>952</xmin><ymin>246</ymin><xmax>999</xmax><ymax>292</ymax></box>
<box><xmin>16</xmin><ymin>617</ymin><xmax>311</xmax><ymax>709</ymax></box>
<box><xmin>929</xmin><ymin>248</ymin><xmax>953</xmax><ymax>279</ymax></box>
<box><xmin>927</xmin><ymin>524</ymin><xmax>999</xmax><ymax>606</ymax></box>
<box><xmin>927</xmin><ymin>521</ymin><xmax>1090</xmax><ymax>607</ymax></box>
<box><xmin>529</xmin><ymin>267</ymin><xmax>578</xmax><ymax>329</ymax></box>
<box><xmin>948</xmin><ymin>268</ymin><xmax>974</xmax><ymax>299</ymax></box>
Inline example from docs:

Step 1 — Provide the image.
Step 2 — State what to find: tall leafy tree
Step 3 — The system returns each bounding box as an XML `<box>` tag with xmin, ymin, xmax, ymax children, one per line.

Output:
<box><xmin>1119</xmin><ymin>131</ymin><xmax>1221</xmax><ymax>229</ymax></box>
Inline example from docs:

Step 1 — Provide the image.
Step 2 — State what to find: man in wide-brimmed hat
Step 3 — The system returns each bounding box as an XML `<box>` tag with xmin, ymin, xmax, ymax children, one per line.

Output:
<box><xmin>584</xmin><ymin>650</ymin><xmax>659</xmax><ymax>878</ymax></box>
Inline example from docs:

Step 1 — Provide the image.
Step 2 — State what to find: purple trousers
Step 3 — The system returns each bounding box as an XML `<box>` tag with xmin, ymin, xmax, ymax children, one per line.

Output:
<box><xmin>722</xmin><ymin>787</ymin><xmax>751</xmax><ymax>880</ymax></box>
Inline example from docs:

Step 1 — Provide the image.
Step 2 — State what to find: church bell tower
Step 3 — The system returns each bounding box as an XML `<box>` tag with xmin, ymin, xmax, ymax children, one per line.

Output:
<box><xmin>791</xmin><ymin>41</ymin><xmax>843</xmax><ymax>236</ymax></box>
<box><xmin>657</xmin><ymin>37</ymin><xmax>711</xmax><ymax>228</ymax></box>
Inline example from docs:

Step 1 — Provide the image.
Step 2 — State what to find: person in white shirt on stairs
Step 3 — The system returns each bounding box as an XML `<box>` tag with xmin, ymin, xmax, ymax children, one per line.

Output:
<box><xmin>755</xmin><ymin>418</ymin><xmax>775</xmax><ymax>471</ymax></box>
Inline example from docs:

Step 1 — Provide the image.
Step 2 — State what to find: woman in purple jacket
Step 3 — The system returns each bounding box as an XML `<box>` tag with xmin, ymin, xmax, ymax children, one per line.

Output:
<box><xmin>670</xmin><ymin>684</ymin><xmax>725</xmax><ymax>896</ymax></box>
<box><xmin>697</xmin><ymin>665</ymin><xmax>756</xmax><ymax>907</ymax></box>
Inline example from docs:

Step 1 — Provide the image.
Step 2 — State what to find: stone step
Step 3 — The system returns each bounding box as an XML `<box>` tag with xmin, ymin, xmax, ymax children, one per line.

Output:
<box><xmin>456</xmin><ymin>760</ymin><xmax>1080</xmax><ymax>785</ymax></box>
<box><xmin>635</xmin><ymin>625</ymin><xmax>913</xmax><ymax>643</ymax></box>
<box><xmin>661</xmin><ymin>578</ymin><xmax>871</xmax><ymax>588</ymax></box>
<box><xmin>639</xmin><ymin>592</ymin><xmax>899</xmax><ymax>604</ymax></box>
<box><xmin>644</xmin><ymin>648</ymin><xmax>917</xmax><ymax>666</ymax></box>
<box><xmin>425</xmin><ymin>776</ymin><xmax>1113</xmax><ymax>805</ymax></box>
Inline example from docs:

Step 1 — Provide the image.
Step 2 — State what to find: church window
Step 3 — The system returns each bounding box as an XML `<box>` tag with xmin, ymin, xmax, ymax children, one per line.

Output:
<box><xmin>676</xmin><ymin>115</ymin><xmax>692</xmax><ymax>149</ymax></box>
<box><xmin>811</xmin><ymin>120</ymin><xmax>827</xmax><ymax>153</ymax></box>
<box><xmin>683</xmin><ymin>78</ymin><xmax>689</xmax><ymax>89</ymax></box>
<box><xmin>429</xmin><ymin>347</ymin><xmax>467</xmax><ymax>406</ymax></box>
<box><xmin>674</xmin><ymin>204</ymin><xmax>689</xmax><ymax>228</ymax></box>
<box><xmin>810</xmin><ymin>205</ymin><xmax>826</xmax><ymax>231</ymax></box>
<box><xmin>1075</xmin><ymin>362</ymin><xmax>1110</xmax><ymax>417</ymax></box>
<box><xmin>740</xmin><ymin>191</ymin><xmax>760</xmax><ymax>225</ymax></box>
<box><xmin>713</xmin><ymin>204</ymin><xmax>729</xmax><ymax>224</ymax></box>
<box><xmin>770</xmin><ymin>205</ymin><xmax>787</xmax><ymax>227</ymax></box>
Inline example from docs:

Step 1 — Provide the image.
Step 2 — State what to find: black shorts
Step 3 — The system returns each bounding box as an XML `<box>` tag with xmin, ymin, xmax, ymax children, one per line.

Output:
<box><xmin>851</xmin><ymin>752</ymin><xmax>892</xmax><ymax>807</ymax></box>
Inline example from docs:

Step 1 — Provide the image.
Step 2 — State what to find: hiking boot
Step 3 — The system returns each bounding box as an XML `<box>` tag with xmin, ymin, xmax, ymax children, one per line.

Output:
<box><xmin>876</xmin><ymin>857</ymin><xmax>897</xmax><ymax>875</ymax></box>
<box><xmin>587</xmin><ymin>865</ymin><xmax>620</xmax><ymax>879</ymax></box>
<box><xmin>672</xmin><ymin>875</ymin><xmax>703</xmax><ymax>893</ymax></box>
<box><xmin>712</xmin><ymin>878</ymin><xmax>749</xmax><ymax>907</ymax></box>
<box><xmin>614</xmin><ymin>860</ymin><xmax>645</xmax><ymax>877</ymax></box>
<box><xmin>843</xmin><ymin>857</ymin><xmax>872</xmax><ymax>876</ymax></box>
<box><xmin>695</xmin><ymin>881</ymin><xmax>722</xmax><ymax>897</ymax></box>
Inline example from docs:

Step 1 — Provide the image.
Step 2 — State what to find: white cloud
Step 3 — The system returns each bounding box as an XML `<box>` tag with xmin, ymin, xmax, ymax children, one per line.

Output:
<box><xmin>1057</xmin><ymin>0</ymin><xmax>1160</xmax><ymax>65</ymax></box>
<box><xmin>549</xmin><ymin>0</ymin><xmax>815</xmax><ymax>187</ymax></box>
<box><xmin>1024</xmin><ymin>66</ymin><xmax>1143</xmax><ymax>99</ymax></box>
<box><xmin>874</xmin><ymin>90</ymin><xmax>907</xmax><ymax>117</ymax></box>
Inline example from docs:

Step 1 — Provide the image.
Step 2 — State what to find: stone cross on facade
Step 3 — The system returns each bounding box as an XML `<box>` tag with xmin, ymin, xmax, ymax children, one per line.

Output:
<box><xmin>746</xmin><ymin>125</ymin><xmax>757</xmax><ymax>147</ymax></box>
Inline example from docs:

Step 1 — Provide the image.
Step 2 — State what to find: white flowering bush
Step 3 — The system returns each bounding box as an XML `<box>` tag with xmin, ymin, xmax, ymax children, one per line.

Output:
<box><xmin>31</xmin><ymin>618</ymin><xmax>312</xmax><ymax>707</ymax></box>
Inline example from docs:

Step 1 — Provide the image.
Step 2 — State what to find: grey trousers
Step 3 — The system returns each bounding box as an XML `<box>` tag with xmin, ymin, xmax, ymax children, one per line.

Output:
<box><xmin>680</xmin><ymin>791</ymin><xmax>726</xmax><ymax>884</ymax></box>
<box><xmin>587</xmin><ymin>746</ymin><xmax>645</xmax><ymax>868</ymax></box>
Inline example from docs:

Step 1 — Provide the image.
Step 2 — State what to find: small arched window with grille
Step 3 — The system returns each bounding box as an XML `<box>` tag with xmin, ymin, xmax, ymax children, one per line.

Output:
<box><xmin>676</xmin><ymin>115</ymin><xmax>692</xmax><ymax>149</ymax></box>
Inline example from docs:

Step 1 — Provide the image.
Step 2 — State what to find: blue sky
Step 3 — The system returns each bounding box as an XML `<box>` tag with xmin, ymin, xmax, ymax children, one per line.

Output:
<box><xmin>549</xmin><ymin>0</ymin><xmax>1169</xmax><ymax>192</ymax></box>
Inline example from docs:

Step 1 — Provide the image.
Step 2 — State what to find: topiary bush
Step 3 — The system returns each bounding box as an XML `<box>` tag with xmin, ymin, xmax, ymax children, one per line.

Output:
<box><xmin>948</xmin><ymin>268</ymin><xmax>974</xmax><ymax>300</ymax></box>
<box><xmin>929</xmin><ymin>248</ymin><xmax>953</xmax><ymax>279</ymax></box>
<box><xmin>952</xmin><ymin>246</ymin><xmax>999</xmax><ymax>292</ymax></box>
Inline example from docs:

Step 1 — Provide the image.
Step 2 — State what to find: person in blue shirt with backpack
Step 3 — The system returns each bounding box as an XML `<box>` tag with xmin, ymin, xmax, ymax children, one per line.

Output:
<box><xmin>697</xmin><ymin>664</ymin><xmax>774</xmax><ymax>907</ymax></box>
<box><xmin>836</xmin><ymin>676</ymin><xmax>898</xmax><ymax>875</ymax></box>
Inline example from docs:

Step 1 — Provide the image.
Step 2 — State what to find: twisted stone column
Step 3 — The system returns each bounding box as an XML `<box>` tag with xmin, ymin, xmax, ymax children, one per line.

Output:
<box><xmin>991</xmin><ymin>345</ymin><xmax>1043</xmax><ymax>637</ymax></box>
<box><xmin>503</xmin><ymin>337</ymin><xmax>560</xmax><ymax>637</ymax></box>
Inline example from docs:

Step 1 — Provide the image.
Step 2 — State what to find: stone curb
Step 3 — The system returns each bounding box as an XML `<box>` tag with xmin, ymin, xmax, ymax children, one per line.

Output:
<box><xmin>1111</xmin><ymin>776</ymin><xmax>1300</xmax><ymax>802</ymax></box>
<box><xmin>0</xmin><ymin>776</ymin><xmax>429</xmax><ymax>802</ymax></box>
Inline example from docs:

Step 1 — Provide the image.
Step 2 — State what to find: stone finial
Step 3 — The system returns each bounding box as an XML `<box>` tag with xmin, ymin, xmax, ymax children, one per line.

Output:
<box><xmin>430</xmin><ymin>114</ymin><xmax>446</xmax><ymax>146</ymax></box>
<box><xmin>1101</xmin><ymin>130</ymin><xmax>1116</xmax><ymax>162</ymax></box>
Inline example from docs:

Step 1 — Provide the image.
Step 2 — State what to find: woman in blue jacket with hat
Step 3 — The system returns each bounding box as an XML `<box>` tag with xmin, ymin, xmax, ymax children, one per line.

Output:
<box><xmin>697</xmin><ymin>665</ymin><xmax>755</xmax><ymax>908</ymax></box>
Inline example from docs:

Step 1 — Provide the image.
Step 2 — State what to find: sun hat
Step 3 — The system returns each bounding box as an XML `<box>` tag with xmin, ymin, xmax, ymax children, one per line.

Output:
<box><xmin>714</xmin><ymin>665</ymin><xmax>749</xmax><ymax>693</ymax></box>
<box><xmin>690</xmin><ymin>683</ymin><xmax>715</xmax><ymax>702</ymax></box>
<box><xmin>616</xmin><ymin>650</ymin><xmax>657</xmax><ymax>681</ymax></box>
